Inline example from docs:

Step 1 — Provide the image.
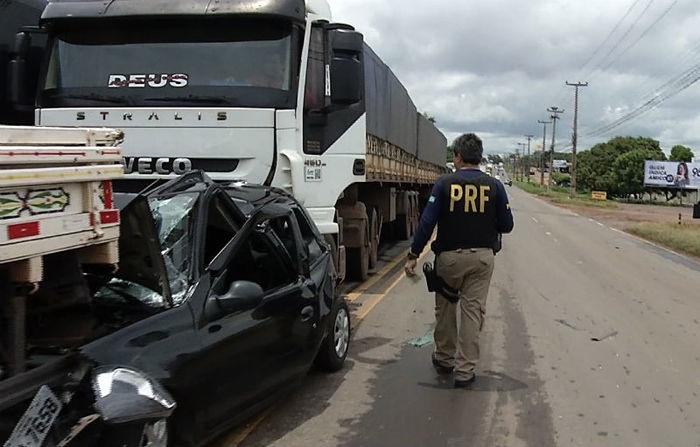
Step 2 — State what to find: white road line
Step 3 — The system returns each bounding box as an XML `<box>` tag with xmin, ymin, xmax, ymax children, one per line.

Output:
<box><xmin>545</xmin><ymin>231</ymin><xmax>552</xmax><ymax>236</ymax></box>
<box><xmin>531</xmin><ymin>217</ymin><xmax>539</xmax><ymax>223</ymax></box>
<box><xmin>597</xmin><ymin>222</ymin><xmax>605</xmax><ymax>227</ymax></box>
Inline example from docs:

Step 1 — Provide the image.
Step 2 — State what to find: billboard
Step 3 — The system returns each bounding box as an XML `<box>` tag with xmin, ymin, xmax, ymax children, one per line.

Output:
<box><xmin>644</xmin><ymin>161</ymin><xmax>700</xmax><ymax>189</ymax></box>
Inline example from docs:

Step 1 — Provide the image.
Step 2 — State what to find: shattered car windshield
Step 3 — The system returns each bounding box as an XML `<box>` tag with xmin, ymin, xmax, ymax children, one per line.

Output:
<box><xmin>149</xmin><ymin>193</ymin><xmax>199</xmax><ymax>305</ymax></box>
<box><xmin>95</xmin><ymin>193</ymin><xmax>198</xmax><ymax>307</ymax></box>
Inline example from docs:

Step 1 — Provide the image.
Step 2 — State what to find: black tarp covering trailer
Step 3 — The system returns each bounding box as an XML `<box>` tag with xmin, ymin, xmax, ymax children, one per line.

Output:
<box><xmin>417</xmin><ymin>112</ymin><xmax>448</xmax><ymax>167</ymax></box>
<box><xmin>364</xmin><ymin>44</ymin><xmax>445</xmax><ymax>164</ymax></box>
<box><xmin>0</xmin><ymin>0</ymin><xmax>48</xmax><ymax>124</ymax></box>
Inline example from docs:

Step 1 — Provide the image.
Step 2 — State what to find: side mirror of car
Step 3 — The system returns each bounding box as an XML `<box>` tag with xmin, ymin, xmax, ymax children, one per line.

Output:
<box><xmin>206</xmin><ymin>281</ymin><xmax>264</xmax><ymax>320</ymax></box>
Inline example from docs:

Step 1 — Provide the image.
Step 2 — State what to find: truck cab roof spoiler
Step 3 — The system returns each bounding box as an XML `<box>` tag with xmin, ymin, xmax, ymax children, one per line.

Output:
<box><xmin>41</xmin><ymin>0</ymin><xmax>306</xmax><ymax>23</ymax></box>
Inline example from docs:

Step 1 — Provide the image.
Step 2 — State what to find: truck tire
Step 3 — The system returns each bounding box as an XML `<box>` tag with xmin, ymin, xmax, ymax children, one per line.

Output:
<box><xmin>315</xmin><ymin>299</ymin><xmax>350</xmax><ymax>372</ymax></box>
<box><xmin>395</xmin><ymin>214</ymin><xmax>411</xmax><ymax>241</ymax></box>
<box><xmin>368</xmin><ymin>207</ymin><xmax>379</xmax><ymax>269</ymax></box>
<box><xmin>347</xmin><ymin>244</ymin><xmax>369</xmax><ymax>281</ymax></box>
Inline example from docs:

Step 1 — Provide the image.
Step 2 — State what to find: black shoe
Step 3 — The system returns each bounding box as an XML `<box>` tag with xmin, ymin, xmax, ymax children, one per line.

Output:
<box><xmin>454</xmin><ymin>376</ymin><xmax>476</xmax><ymax>389</ymax></box>
<box><xmin>431</xmin><ymin>356</ymin><xmax>454</xmax><ymax>374</ymax></box>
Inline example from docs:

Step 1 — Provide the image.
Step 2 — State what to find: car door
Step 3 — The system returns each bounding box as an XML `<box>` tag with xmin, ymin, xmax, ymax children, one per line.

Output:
<box><xmin>261</xmin><ymin>211</ymin><xmax>324</xmax><ymax>378</ymax></box>
<box><xmin>288</xmin><ymin>206</ymin><xmax>336</xmax><ymax>369</ymax></box>
<box><xmin>194</xmin><ymin>201</ymin><xmax>310</xmax><ymax>431</ymax></box>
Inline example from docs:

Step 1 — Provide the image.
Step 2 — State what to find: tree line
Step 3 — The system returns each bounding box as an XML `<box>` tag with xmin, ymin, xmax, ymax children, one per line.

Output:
<box><xmin>576</xmin><ymin>137</ymin><xmax>693</xmax><ymax>198</ymax></box>
<box><xmin>503</xmin><ymin>136</ymin><xmax>694</xmax><ymax>199</ymax></box>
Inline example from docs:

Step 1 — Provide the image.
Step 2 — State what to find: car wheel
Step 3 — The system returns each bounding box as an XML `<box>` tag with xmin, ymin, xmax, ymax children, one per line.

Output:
<box><xmin>315</xmin><ymin>299</ymin><xmax>351</xmax><ymax>372</ymax></box>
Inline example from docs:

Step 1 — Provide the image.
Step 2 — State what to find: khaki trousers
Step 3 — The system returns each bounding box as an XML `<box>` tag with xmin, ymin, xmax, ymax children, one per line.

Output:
<box><xmin>433</xmin><ymin>248</ymin><xmax>495</xmax><ymax>380</ymax></box>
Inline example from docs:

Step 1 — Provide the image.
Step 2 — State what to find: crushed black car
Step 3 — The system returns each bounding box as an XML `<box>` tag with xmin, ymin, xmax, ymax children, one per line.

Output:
<box><xmin>0</xmin><ymin>172</ymin><xmax>350</xmax><ymax>446</ymax></box>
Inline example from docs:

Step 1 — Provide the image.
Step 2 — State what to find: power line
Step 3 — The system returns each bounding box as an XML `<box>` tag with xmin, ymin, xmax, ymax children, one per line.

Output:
<box><xmin>599</xmin><ymin>0</ymin><xmax>678</xmax><ymax>73</ymax></box>
<box><xmin>586</xmin><ymin>67</ymin><xmax>700</xmax><ymax>138</ymax></box>
<box><xmin>578</xmin><ymin>0</ymin><xmax>643</xmax><ymax>73</ymax></box>
<box><xmin>638</xmin><ymin>39</ymin><xmax>700</xmax><ymax>102</ymax></box>
<box><xmin>550</xmin><ymin>0</ymin><xmax>643</xmax><ymax>108</ymax></box>
<box><xmin>584</xmin><ymin>0</ymin><xmax>656</xmax><ymax>79</ymax></box>
<box><xmin>587</xmin><ymin>61</ymin><xmax>700</xmax><ymax>136</ymax></box>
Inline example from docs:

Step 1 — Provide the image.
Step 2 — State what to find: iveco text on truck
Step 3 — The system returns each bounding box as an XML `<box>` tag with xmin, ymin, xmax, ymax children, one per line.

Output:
<box><xmin>6</xmin><ymin>0</ymin><xmax>449</xmax><ymax>280</ymax></box>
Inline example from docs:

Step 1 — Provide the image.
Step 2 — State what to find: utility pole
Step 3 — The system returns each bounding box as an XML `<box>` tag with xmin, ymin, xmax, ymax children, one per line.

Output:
<box><xmin>524</xmin><ymin>135</ymin><xmax>534</xmax><ymax>183</ymax></box>
<box><xmin>547</xmin><ymin>106</ymin><xmax>565</xmax><ymax>189</ymax></box>
<box><xmin>566</xmin><ymin>81</ymin><xmax>588</xmax><ymax>198</ymax></box>
<box><xmin>537</xmin><ymin>120</ymin><xmax>551</xmax><ymax>186</ymax></box>
<box><xmin>517</xmin><ymin>142</ymin><xmax>528</xmax><ymax>182</ymax></box>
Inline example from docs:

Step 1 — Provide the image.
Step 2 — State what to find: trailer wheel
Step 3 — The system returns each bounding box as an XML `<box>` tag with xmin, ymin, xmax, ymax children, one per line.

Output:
<box><xmin>347</xmin><ymin>244</ymin><xmax>369</xmax><ymax>281</ymax></box>
<box><xmin>395</xmin><ymin>214</ymin><xmax>411</xmax><ymax>241</ymax></box>
<box><xmin>368</xmin><ymin>207</ymin><xmax>380</xmax><ymax>269</ymax></box>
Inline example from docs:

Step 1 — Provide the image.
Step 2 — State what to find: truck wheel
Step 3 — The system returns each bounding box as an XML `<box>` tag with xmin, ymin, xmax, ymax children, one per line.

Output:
<box><xmin>368</xmin><ymin>208</ymin><xmax>379</xmax><ymax>269</ymax></box>
<box><xmin>315</xmin><ymin>299</ymin><xmax>350</xmax><ymax>372</ymax></box>
<box><xmin>395</xmin><ymin>214</ymin><xmax>411</xmax><ymax>241</ymax></box>
<box><xmin>347</xmin><ymin>244</ymin><xmax>369</xmax><ymax>281</ymax></box>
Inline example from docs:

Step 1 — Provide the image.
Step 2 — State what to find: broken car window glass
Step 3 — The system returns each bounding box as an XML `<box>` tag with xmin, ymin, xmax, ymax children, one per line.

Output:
<box><xmin>149</xmin><ymin>193</ymin><xmax>198</xmax><ymax>305</ymax></box>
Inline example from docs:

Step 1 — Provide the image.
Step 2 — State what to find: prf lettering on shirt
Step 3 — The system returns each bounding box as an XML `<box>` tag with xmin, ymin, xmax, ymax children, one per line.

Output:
<box><xmin>450</xmin><ymin>184</ymin><xmax>491</xmax><ymax>213</ymax></box>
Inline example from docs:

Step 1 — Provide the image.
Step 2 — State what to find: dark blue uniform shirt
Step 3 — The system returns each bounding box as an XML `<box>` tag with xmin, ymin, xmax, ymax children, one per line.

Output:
<box><xmin>411</xmin><ymin>169</ymin><xmax>514</xmax><ymax>256</ymax></box>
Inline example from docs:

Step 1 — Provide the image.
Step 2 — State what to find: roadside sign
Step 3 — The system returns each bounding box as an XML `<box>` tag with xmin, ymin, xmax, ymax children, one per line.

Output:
<box><xmin>591</xmin><ymin>191</ymin><xmax>607</xmax><ymax>201</ymax></box>
<box><xmin>644</xmin><ymin>161</ymin><xmax>700</xmax><ymax>189</ymax></box>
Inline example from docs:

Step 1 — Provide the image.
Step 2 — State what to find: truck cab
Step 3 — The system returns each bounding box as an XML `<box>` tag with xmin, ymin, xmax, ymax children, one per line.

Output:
<box><xmin>8</xmin><ymin>0</ymin><xmax>447</xmax><ymax>281</ymax></box>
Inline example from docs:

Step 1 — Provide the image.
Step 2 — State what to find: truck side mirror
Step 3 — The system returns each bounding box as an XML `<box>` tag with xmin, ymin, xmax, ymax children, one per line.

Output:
<box><xmin>328</xmin><ymin>26</ymin><xmax>363</xmax><ymax>105</ymax></box>
<box><xmin>8</xmin><ymin>32</ymin><xmax>32</xmax><ymax>107</ymax></box>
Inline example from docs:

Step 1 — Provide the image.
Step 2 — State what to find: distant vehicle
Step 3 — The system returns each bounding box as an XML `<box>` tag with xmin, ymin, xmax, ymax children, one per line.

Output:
<box><xmin>1</xmin><ymin>172</ymin><xmax>348</xmax><ymax>447</ymax></box>
<box><xmin>494</xmin><ymin>174</ymin><xmax>512</xmax><ymax>187</ymax></box>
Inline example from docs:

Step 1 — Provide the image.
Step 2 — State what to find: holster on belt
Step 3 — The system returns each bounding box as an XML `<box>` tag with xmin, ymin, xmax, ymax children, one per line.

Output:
<box><xmin>423</xmin><ymin>260</ymin><xmax>460</xmax><ymax>303</ymax></box>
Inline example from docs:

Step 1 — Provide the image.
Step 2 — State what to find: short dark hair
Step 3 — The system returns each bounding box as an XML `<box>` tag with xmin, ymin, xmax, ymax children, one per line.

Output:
<box><xmin>452</xmin><ymin>133</ymin><xmax>483</xmax><ymax>164</ymax></box>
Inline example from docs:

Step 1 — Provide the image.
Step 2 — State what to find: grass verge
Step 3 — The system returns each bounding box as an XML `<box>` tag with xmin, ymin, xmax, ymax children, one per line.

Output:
<box><xmin>627</xmin><ymin>222</ymin><xmax>700</xmax><ymax>259</ymax></box>
<box><xmin>514</xmin><ymin>181</ymin><xmax>618</xmax><ymax>209</ymax></box>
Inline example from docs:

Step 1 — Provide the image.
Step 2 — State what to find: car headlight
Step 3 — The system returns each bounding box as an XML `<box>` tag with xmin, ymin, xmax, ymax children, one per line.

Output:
<box><xmin>92</xmin><ymin>366</ymin><xmax>176</xmax><ymax>424</ymax></box>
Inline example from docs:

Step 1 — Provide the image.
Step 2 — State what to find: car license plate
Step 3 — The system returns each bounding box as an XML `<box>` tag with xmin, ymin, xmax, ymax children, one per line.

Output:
<box><xmin>4</xmin><ymin>386</ymin><xmax>63</xmax><ymax>447</ymax></box>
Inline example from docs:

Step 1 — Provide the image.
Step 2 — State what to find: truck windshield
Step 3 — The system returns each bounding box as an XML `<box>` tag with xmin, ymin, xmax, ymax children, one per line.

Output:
<box><xmin>39</xmin><ymin>20</ymin><xmax>296</xmax><ymax>109</ymax></box>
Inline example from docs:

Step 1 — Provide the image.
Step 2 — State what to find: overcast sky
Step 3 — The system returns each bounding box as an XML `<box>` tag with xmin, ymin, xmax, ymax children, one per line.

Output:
<box><xmin>327</xmin><ymin>0</ymin><xmax>700</xmax><ymax>157</ymax></box>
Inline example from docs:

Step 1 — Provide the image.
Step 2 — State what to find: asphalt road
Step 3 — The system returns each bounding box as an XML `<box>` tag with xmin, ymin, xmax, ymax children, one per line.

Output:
<box><xmin>233</xmin><ymin>187</ymin><xmax>700</xmax><ymax>447</ymax></box>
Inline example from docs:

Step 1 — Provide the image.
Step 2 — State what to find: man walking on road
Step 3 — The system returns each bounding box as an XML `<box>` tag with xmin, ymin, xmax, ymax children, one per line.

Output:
<box><xmin>405</xmin><ymin>133</ymin><xmax>514</xmax><ymax>388</ymax></box>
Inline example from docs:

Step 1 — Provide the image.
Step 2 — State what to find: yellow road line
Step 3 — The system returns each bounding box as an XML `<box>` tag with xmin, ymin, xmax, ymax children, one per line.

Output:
<box><xmin>345</xmin><ymin>248</ymin><xmax>409</xmax><ymax>302</ymax></box>
<box><xmin>353</xmin><ymin>250</ymin><xmax>431</xmax><ymax>322</ymax></box>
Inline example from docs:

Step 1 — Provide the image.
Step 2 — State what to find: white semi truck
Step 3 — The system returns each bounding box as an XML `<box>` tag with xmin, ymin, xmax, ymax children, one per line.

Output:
<box><xmin>6</xmin><ymin>0</ymin><xmax>448</xmax><ymax>280</ymax></box>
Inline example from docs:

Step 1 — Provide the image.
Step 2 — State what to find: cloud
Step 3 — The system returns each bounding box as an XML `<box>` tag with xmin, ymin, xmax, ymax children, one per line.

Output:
<box><xmin>327</xmin><ymin>0</ymin><xmax>700</xmax><ymax>155</ymax></box>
